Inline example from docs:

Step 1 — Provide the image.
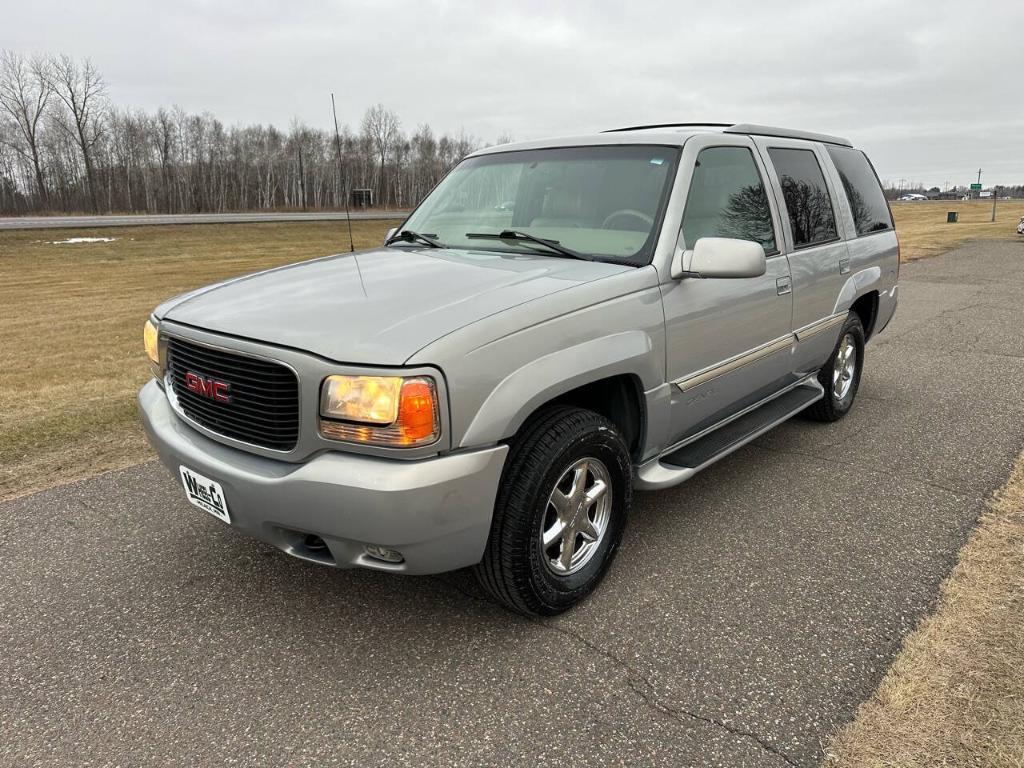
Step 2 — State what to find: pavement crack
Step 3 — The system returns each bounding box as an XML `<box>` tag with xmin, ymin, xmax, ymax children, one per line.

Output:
<box><xmin>546</xmin><ymin>623</ymin><xmax>800</xmax><ymax>768</ymax></box>
<box><xmin>750</xmin><ymin>442</ymin><xmax>977</xmax><ymax>499</ymax></box>
<box><xmin>976</xmin><ymin>349</ymin><xmax>1024</xmax><ymax>361</ymax></box>
<box><xmin>432</xmin><ymin>576</ymin><xmax>799</xmax><ymax>766</ymax></box>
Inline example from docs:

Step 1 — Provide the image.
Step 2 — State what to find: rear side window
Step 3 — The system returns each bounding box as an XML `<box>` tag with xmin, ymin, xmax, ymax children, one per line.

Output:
<box><xmin>767</xmin><ymin>148</ymin><xmax>838</xmax><ymax>248</ymax></box>
<box><xmin>681</xmin><ymin>146</ymin><xmax>776</xmax><ymax>253</ymax></box>
<box><xmin>826</xmin><ymin>146</ymin><xmax>893</xmax><ymax>236</ymax></box>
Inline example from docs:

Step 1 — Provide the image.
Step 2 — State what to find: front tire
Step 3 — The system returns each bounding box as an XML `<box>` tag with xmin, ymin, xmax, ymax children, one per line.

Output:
<box><xmin>804</xmin><ymin>313</ymin><xmax>865</xmax><ymax>422</ymax></box>
<box><xmin>474</xmin><ymin>406</ymin><xmax>632</xmax><ymax>616</ymax></box>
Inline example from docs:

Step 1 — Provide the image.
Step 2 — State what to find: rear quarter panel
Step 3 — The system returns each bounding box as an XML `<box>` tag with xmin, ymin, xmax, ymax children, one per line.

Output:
<box><xmin>820</xmin><ymin>148</ymin><xmax>899</xmax><ymax>336</ymax></box>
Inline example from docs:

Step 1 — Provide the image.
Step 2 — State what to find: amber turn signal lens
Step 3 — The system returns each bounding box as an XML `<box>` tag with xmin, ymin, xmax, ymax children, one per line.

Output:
<box><xmin>396</xmin><ymin>379</ymin><xmax>438</xmax><ymax>445</ymax></box>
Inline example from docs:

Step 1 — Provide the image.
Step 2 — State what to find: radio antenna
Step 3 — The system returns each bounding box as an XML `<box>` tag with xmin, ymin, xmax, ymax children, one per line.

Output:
<box><xmin>331</xmin><ymin>92</ymin><xmax>355</xmax><ymax>253</ymax></box>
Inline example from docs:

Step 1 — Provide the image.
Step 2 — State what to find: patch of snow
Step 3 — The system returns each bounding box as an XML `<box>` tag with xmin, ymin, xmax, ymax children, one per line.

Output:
<box><xmin>49</xmin><ymin>237</ymin><xmax>118</xmax><ymax>244</ymax></box>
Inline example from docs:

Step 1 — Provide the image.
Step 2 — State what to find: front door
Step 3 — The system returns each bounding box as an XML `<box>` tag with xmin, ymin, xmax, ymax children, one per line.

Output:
<box><xmin>660</xmin><ymin>135</ymin><xmax>794</xmax><ymax>443</ymax></box>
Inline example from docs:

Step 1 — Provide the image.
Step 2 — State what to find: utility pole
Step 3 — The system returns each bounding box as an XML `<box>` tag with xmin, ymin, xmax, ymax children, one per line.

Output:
<box><xmin>991</xmin><ymin>184</ymin><xmax>998</xmax><ymax>223</ymax></box>
<box><xmin>297</xmin><ymin>144</ymin><xmax>307</xmax><ymax>212</ymax></box>
<box><xmin>977</xmin><ymin>168</ymin><xmax>982</xmax><ymax>200</ymax></box>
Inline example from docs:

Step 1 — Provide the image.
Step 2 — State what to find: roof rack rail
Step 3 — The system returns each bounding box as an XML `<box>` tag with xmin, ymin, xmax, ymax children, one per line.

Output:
<box><xmin>602</xmin><ymin>121</ymin><xmax>853</xmax><ymax>147</ymax></box>
<box><xmin>724</xmin><ymin>123</ymin><xmax>852</xmax><ymax>147</ymax></box>
<box><xmin>602</xmin><ymin>122</ymin><xmax>733</xmax><ymax>133</ymax></box>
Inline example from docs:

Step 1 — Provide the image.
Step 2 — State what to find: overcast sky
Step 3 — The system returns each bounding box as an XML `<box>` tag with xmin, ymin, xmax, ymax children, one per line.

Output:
<box><xmin>5</xmin><ymin>0</ymin><xmax>1022</xmax><ymax>187</ymax></box>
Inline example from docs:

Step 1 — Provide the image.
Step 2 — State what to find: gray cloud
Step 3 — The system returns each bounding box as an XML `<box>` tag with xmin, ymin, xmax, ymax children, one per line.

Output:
<box><xmin>6</xmin><ymin>0</ymin><xmax>1023</xmax><ymax>185</ymax></box>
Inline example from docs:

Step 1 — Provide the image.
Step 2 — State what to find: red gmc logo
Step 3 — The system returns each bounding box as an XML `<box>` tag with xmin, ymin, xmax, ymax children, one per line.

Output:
<box><xmin>184</xmin><ymin>372</ymin><xmax>232</xmax><ymax>403</ymax></box>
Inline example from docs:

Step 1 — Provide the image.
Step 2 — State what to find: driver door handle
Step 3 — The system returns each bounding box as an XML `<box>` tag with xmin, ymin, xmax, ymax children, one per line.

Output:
<box><xmin>776</xmin><ymin>276</ymin><xmax>792</xmax><ymax>295</ymax></box>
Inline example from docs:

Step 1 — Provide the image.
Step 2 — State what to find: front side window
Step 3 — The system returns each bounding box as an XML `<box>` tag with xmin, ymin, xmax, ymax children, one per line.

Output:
<box><xmin>680</xmin><ymin>146</ymin><xmax>776</xmax><ymax>253</ymax></box>
<box><xmin>768</xmin><ymin>147</ymin><xmax>838</xmax><ymax>248</ymax></box>
<box><xmin>826</xmin><ymin>146</ymin><xmax>893</xmax><ymax>236</ymax></box>
<box><xmin>398</xmin><ymin>145</ymin><xmax>680</xmax><ymax>264</ymax></box>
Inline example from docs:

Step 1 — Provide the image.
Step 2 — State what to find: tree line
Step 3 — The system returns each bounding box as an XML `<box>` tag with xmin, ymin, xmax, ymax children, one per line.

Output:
<box><xmin>0</xmin><ymin>50</ymin><xmax>489</xmax><ymax>215</ymax></box>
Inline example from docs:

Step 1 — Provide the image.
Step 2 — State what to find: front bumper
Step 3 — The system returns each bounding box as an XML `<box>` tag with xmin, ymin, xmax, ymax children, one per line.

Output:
<box><xmin>139</xmin><ymin>380</ymin><xmax>507</xmax><ymax>574</ymax></box>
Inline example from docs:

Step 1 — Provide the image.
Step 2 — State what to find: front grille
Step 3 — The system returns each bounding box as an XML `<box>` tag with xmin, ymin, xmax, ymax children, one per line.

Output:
<box><xmin>167</xmin><ymin>337</ymin><xmax>300</xmax><ymax>451</ymax></box>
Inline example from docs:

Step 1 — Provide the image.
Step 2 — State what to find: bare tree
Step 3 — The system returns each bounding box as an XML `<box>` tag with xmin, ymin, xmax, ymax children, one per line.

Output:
<box><xmin>0</xmin><ymin>120</ymin><xmax>22</xmax><ymax>211</ymax></box>
<box><xmin>154</xmin><ymin>107</ymin><xmax>177</xmax><ymax>211</ymax></box>
<box><xmin>0</xmin><ymin>51</ymin><xmax>489</xmax><ymax>215</ymax></box>
<box><xmin>0</xmin><ymin>51</ymin><xmax>53</xmax><ymax>208</ymax></box>
<box><xmin>47</xmin><ymin>54</ymin><xmax>107</xmax><ymax>212</ymax></box>
<box><xmin>361</xmin><ymin>104</ymin><xmax>399</xmax><ymax>206</ymax></box>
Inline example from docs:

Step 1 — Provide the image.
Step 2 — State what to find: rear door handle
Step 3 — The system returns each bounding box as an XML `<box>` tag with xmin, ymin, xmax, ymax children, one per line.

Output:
<box><xmin>839</xmin><ymin>257</ymin><xmax>851</xmax><ymax>275</ymax></box>
<box><xmin>776</xmin><ymin>276</ymin><xmax>792</xmax><ymax>295</ymax></box>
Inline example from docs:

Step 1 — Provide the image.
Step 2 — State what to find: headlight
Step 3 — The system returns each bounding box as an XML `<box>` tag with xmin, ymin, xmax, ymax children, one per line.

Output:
<box><xmin>144</xmin><ymin>319</ymin><xmax>159</xmax><ymax>366</ymax></box>
<box><xmin>320</xmin><ymin>375</ymin><xmax>440</xmax><ymax>447</ymax></box>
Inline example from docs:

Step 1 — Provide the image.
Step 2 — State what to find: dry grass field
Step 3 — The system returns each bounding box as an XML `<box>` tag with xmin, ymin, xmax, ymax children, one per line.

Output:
<box><xmin>891</xmin><ymin>198</ymin><xmax>1024</xmax><ymax>261</ymax></box>
<box><xmin>825</xmin><ymin>452</ymin><xmax>1024</xmax><ymax>767</ymax></box>
<box><xmin>0</xmin><ymin>220</ymin><xmax>396</xmax><ymax>501</ymax></box>
<box><xmin>1</xmin><ymin>202</ymin><xmax>1021</xmax><ymax>501</ymax></box>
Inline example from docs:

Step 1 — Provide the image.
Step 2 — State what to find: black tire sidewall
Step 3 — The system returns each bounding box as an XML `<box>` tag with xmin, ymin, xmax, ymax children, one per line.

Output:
<box><xmin>525</xmin><ymin>422</ymin><xmax>631</xmax><ymax>605</ymax></box>
<box><xmin>825</xmin><ymin>315</ymin><xmax>865</xmax><ymax>415</ymax></box>
<box><xmin>479</xmin><ymin>407</ymin><xmax>633</xmax><ymax>615</ymax></box>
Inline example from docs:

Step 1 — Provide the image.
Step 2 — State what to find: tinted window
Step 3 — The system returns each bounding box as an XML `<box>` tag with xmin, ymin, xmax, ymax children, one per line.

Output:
<box><xmin>826</xmin><ymin>146</ymin><xmax>893</xmax><ymax>236</ymax></box>
<box><xmin>767</xmin><ymin>148</ymin><xmax>838</xmax><ymax>248</ymax></box>
<box><xmin>681</xmin><ymin>147</ymin><xmax>776</xmax><ymax>253</ymax></box>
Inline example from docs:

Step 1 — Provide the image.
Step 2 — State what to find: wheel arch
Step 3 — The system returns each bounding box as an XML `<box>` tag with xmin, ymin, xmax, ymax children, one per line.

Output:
<box><xmin>458</xmin><ymin>330</ymin><xmax>656</xmax><ymax>459</ymax></box>
<box><xmin>834</xmin><ymin>266</ymin><xmax>883</xmax><ymax>339</ymax></box>
<box><xmin>850</xmin><ymin>290</ymin><xmax>879</xmax><ymax>339</ymax></box>
<box><xmin>545</xmin><ymin>375</ymin><xmax>646</xmax><ymax>461</ymax></box>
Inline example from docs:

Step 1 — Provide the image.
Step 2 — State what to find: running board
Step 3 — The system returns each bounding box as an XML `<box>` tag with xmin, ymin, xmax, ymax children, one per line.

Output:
<box><xmin>634</xmin><ymin>381</ymin><xmax>824</xmax><ymax>491</ymax></box>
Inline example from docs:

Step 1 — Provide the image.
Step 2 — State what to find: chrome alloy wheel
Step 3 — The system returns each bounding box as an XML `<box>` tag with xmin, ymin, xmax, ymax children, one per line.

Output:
<box><xmin>540</xmin><ymin>457</ymin><xmax>613</xmax><ymax>576</ymax></box>
<box><xmin>833</xmin><ymin>333</ymin><xmax>857</xmax><ymax>400</ymax></box>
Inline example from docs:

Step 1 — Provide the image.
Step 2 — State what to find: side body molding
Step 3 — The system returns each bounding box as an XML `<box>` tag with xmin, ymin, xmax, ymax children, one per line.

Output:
<box><xmin>459</xmin><ymin>331</ymin><xmax>655</xmax><ymax>448</ymax></box>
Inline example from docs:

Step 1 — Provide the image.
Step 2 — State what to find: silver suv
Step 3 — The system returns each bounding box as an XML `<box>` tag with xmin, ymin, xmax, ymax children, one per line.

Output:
<box><xmin>139</xmin><ymin>122</ymin><xmax>898</xmax><ymax>615</ymax></box>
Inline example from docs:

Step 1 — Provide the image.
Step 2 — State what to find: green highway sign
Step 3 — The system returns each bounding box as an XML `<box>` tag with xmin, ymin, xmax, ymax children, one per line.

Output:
<box><xmin>970</xmin><ymin>183</ymin><xmax>983</xmax><ymax>190</ymax></box>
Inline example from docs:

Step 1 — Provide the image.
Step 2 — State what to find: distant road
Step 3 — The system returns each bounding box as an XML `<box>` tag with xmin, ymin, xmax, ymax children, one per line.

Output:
<box><xmin>0</xmin><ymin>211</ymin><xmax>409</xmax><ymax>230</ymax></box>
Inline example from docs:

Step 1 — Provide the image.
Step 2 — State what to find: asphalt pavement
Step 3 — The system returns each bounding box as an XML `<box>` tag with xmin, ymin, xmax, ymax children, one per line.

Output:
<box><xmin>3</xmin><ymin>239</ymin><xmax>1023</xmax><ymax>767</ymax></box>
<box><xmin>0</xmin><ymin>211</ymin><xmax>408</xmax><ymax>230</ymax></box>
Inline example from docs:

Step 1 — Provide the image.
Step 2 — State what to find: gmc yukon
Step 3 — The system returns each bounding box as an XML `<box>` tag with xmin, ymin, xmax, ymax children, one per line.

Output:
<box><xmin>139</xmin><ymin>122</ymin><xmax>898</xmax><ymax>615</ymax></box>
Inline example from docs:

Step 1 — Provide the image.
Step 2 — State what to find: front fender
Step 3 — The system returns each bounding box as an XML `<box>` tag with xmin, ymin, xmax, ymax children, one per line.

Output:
<box><xmin>459</xmin><ymin>330</ymin><xmax>657</xmax><ymax>448</ymax></box>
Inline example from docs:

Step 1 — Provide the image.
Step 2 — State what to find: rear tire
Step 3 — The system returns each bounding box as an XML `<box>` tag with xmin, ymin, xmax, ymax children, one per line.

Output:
<box><xmin>474</xmin><ymin>406</ymin><xmax>632</xmax><ymax>616</ymax></box>
<box><xmin>804</xmin><ymin>313</ymin><xmax>865</xmax><ymax>422</ymax></box>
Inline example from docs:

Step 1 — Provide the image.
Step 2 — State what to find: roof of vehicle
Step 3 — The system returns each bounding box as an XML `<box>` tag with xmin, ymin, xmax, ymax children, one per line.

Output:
<box><xmin>470</xmin><ymin>122</ymin><xmax>853</xmax><ymax>157</ymax></box>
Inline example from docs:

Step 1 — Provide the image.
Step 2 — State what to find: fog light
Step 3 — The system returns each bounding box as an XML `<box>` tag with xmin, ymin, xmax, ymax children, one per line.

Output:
<box><xmin>364</xmin><ymin>544</ymin><xmax>404</xmax><ymax>564</ymax></box>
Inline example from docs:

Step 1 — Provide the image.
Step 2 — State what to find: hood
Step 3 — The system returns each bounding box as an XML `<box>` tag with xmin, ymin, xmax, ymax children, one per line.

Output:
<box><xmin>160</xmin><ymin>247</ymin><xmax>632</xmax><ymax>364</ymax></box>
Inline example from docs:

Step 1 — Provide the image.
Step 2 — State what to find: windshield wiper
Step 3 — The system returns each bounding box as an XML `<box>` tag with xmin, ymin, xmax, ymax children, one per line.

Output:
<box><xmin>465</xmin><ymin>230</ymin><xmax>592</xmax><ymax>261</ymax></box>
<box><xmin>386</xmin><ymin>229</ymin><xmax>445</xmax><ymax>248</ymax></box>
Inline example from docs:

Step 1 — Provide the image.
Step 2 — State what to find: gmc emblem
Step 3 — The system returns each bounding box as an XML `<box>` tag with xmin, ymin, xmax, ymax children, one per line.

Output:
<box><xmin>184</xmin><ymin>371</ymin><xmax>232</xmax><ymax>403</ymax></box>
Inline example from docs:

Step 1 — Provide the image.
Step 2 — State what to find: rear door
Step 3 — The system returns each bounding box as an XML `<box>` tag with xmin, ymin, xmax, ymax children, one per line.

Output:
<box><xmin>660</xmin><ymin>134</ymin><xmax>794</xmax><ymax>442</ymax></box>
<box><xmin>753</xmin><ymin>138</ymin><xmax>850</xmax><ymax>372</ymax></box>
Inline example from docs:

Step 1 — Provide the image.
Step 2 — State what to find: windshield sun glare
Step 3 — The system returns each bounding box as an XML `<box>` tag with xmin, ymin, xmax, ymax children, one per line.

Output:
<box><xmin>400</xmin><ymin>145</ymin><xmax>680</xmax><ymax>264</ymax></box>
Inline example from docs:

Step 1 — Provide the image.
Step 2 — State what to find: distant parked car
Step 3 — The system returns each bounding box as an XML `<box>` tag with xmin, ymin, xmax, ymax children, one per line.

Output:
<box><xmin>897</xmin><ymin>193</ymin><xmax>927</xmax><ymax>201</ymax></box>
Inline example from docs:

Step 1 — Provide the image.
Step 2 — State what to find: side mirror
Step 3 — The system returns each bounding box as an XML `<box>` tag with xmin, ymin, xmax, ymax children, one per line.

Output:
<box><xmin>671</xmin><ymin>237</ymin><xmax>767</xmax><ymax>279</ymax></box>
<box><xmin>384</xmin><ymin>227</ymin><xmax>397</xmax><ymax>245</ymax></box>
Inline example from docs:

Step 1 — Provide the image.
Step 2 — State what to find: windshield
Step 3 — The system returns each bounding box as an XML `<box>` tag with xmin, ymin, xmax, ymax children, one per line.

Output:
<box><xmin>398</xmin><ymin>145</ymin><xmax>681</xmax><ymax>264</ymax></box>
